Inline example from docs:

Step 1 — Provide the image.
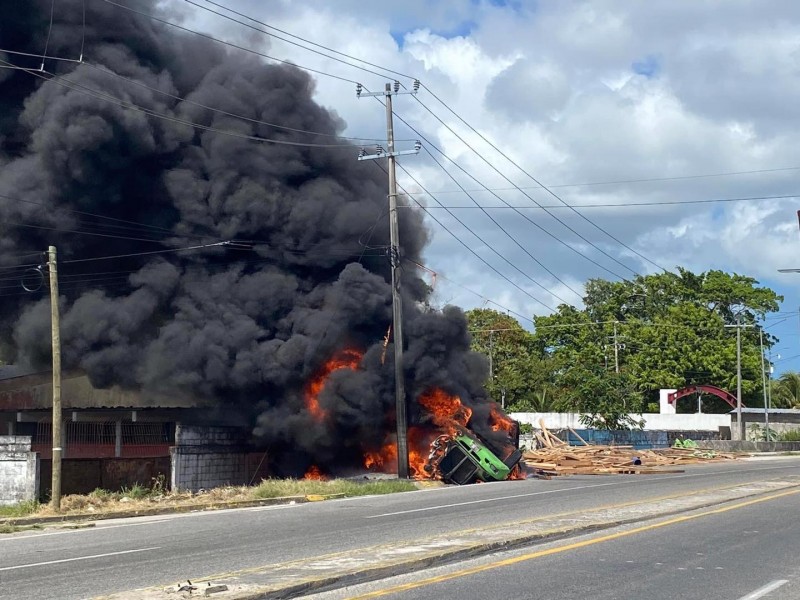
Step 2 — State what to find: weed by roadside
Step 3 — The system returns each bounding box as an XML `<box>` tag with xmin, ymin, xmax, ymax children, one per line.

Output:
<box><xmin>0</xmin><ymin>500</ymin><xmax>39</xmax><ymax>518</ymax></box>
<box><xmin>252</xmin><ymin>479</ymin><xmax>417</xmax><ymax>499</ymax></box>
<box><xmin>4</xmin><ymin>477</ymin><xmax>418</xmax><ymax>521</ymax></box>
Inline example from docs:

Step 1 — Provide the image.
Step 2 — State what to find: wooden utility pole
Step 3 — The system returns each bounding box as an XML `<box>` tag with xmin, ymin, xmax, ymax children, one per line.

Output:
<box><xmin>357</xmin><ymin>80</ymin><xmax>420</xmax><ymax>479</ymax></box>
<box><xmin>48</xmin><ymin>246</ymin><xmax>62</xmax><ymax>511</ymax></box>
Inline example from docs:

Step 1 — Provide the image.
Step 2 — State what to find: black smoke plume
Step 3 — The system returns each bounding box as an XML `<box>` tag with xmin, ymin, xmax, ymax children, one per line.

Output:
<box><xmin>0</xmin><ymin>0</ymin><xmax>513</xmax><ymax>475</ymax></box>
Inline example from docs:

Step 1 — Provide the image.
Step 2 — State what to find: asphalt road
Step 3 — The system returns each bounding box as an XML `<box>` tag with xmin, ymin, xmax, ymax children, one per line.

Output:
<box><xmin>313</xmin><ymin>481</ymin><xmax>800</xmax><ymax>600</ymax></box>
<box><xmin>1</xmin><ymin>457</ymin><xmax>798</xmax><ymax>599</ymax></box>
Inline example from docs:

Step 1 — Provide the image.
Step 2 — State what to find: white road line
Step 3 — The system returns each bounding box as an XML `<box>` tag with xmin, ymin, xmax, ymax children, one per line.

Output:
<box><xmin>365</xmin><ymin>465</ymin><xmax>799</xmax><ymax>519</ymax></box>
<box><xmin>0</xmin><ymin>519</ymin><xmax>172</xmax><ymax>542</ymax></box>
<box><xmin>737</xmin><ymin>579</ymin><xmax>788</xmax><ymax>599</ymax></box>
<box><xmin>366</xmin><ymin>482</ymin><xmax>628</xmax><ymax>517</ymax></box>
<box><xmin>0</xmin><ymin>547</ymin><xmax>160</xmax><ymax>571</ymax></box>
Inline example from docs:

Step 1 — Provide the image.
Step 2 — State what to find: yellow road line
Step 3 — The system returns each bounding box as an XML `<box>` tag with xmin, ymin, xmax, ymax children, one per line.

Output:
<box><xmin>348</xmin><ymin>488</ymin><xmax>800</xmax><ymax>599</ymax></box>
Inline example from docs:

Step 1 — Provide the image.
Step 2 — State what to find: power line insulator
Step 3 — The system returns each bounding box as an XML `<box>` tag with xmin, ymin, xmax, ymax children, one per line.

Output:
<box><xmin>356</xmin><ymin>83</ymin><xmax>363</xmax><ymax>97</ymax></box>
<box><xmin>393</xmin><ymin>81</ymin><xmax>400</xmax><ymax>93</ymax></box>
<box><xmin>413</xmin><ymin>79</ymin><xmax>420</xmax><ymax>92</ymax></box>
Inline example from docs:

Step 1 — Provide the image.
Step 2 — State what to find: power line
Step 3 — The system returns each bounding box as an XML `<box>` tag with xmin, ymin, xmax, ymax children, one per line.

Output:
<box><xmin>388</xmin><ymin>106</ymin><xmax>630</xmax><ymax>280</ymax></box>
<box><xmin>373</xmin><ymin>161</ymin><xmax>558</xmax><ymax>311</ymax></box>
<box><xmin>182</xmin><ymin>0</ymin><xmax>410</xmax><ymax>83</ymax></box>
<box><xmin>0</xmin><ymin>47</ymin><xmax>410</xmax><ymax>144</ymax></box>
<box><xmin>402</xmin><ymin>257</ymin><xmax>535</xmax><ymax>324</ymax></box>
<box><xmin>422</xmin><ymin>144</ymin><xmax>625</xmax><ymax>284</ymax></box>
<box><xmin>1</xmin><ymin>58</ymin><xmax>360</xmax><ymax>150</ymax></box>
<box><xmin>98</xmin><ymin>0</ymin><xmax>364</xmax><ymax>86</ymax></box>
<box><xmin>408</xmin><ymin>167</ymin><xmax>800</xmax><ymax>195</ymax></box>
<box><xmin>397</xmin><ymin>193</ymin><xmax>800</xmax><ymax>209</ymax></box>
<box><xmin>393</xmin><ymin>161</ymin><xmax>573</xmax><ymax>306</ymax></box>
<box><xmin>193</xmin><ymin>0</ymin><xmax>416</xmax><ymax>81</ymax></box>
<box><xmin>417</xmin><ymin>86</ymin><xmax>668</xmax><ymax>273</ymax></box>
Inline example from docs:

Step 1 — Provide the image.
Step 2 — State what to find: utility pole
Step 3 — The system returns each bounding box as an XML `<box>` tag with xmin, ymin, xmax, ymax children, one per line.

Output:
<box><xmin>357</xmin><ymin>80</ymin><xmax>420</xmax><ymax>479</ymax></box>
<box><xmin>736</xmin><ymin>317</ymin><xmax>743</xmax><ymax>441</ymax></box>
<box><xmin>488</xmin><ymin>330</ymin><xmax>494</xmax><ymax>378</ymax></box>
<box><xmin>759</xmin><ymin>328</ymin><xmax>769</xmax><ymax>437</ymax></box>
<box><xmin>724</xmin><ymin>317</ymin><xmax>754</xmax><ymax>441</ymax></box>
<box><xmin>48</xmin><ymin>246</ymin><xmax>62</xmax><ymax>511</ymax></box>
<box><xmin>613</xmin><ymin>321</ymin><xmax>620</xmax><ymax>374</ymax></box>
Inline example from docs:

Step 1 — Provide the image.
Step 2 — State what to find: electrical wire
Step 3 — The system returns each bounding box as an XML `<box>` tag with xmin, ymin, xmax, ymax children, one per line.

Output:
<box><xmin>98</xmin><ymin>0</ymin><xmax>363</xmax><ymax>86</ymax></box>
<box><xmin>41</xmin><ymin>0</ymin><xmax>57</xmax><ymax>68</ymax></box>
<box><xmin>76</xmin><ymin>60</ymin><xmax>409</xmax><ymax>144</ymax></box>
<box><xmin>372</xmin><ymin>161</ymin><xmax>558</xmax><ymax>311</ymax></box>
<box><xmin>0</xmin><ymin>47</ymin><xmax>408</xmax><ymax>144</ymax></box>
<box><xmin>417</xmin><ymin>86</ymin><xmax>668</xmax><ymax>273</ymax></box>
<box><xmin>399</xmin><ymin>193</ymin><xmax>800</xmax><ymax>209</ymax></box>
<box><xmin>392</xmin><ymin>161</ymin><xmax>571</xmax><ymax>306</ymax></box>
<box><xmin>194</xmin><ymin>0</ymin><xmax>416</xmax><ymax>81</ymax></box>
<box><xmin>183</xmin><ymin>0</ymin><xmax>407</xmax><ymax>83</ymax></box>
<box><xmin>387</xmin><ymin>105</ymin><xmax>630</xmax><ymax>280</ymax></box>
<box><xmin>411</xmin><ymin>167</ymin><xmax>800</xmax><ymax>195</ymax></box>
<box><xmin>422</xmin><ymin>144</ymin><xmax>623</xmax><ymax>286</ymax></box>
<box><xmin>402</xmin><ymin>257</ymin><xmax>535</xmax><ymax>324</ymax></box>
<box><xmin>1</xmin><ymin>58</ymin><xmax>359</xmax><ymax>149</ymax></box>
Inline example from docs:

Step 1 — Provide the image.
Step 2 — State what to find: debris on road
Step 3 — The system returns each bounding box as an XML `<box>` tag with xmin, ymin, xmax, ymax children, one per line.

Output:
<box><xmin>166</xmin><ymin>580</ymin><xmax>229</xmax><ymax>596</ymax></box>
<box><xmin>523</xmin><ymin>420</ymin><xmax>738</xmax><ymax>477</ymax></box>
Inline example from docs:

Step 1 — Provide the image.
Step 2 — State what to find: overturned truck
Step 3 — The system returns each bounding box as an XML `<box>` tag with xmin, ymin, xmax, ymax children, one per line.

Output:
<box><xmin>427</xmin><ymin>425</ymin><xmax>523</xmax><ymax>485</ymax></box>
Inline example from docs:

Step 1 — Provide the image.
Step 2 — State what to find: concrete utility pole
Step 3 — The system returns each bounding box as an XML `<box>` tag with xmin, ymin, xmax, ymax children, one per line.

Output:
<box><xmin>48</xmin><ymin>246</ymin><xmax>62</xmax><ymax>511</ymax></box>
<box><xmin>736</xmin><ymin>317</ymin><xmax>743</xmax><ymax>441</ymax></box>
<box><xmin>357</xmin><ymin>80</ymin><xmax>420</xmax><ymax>479</ymax></box>
<box><xmin>724</xmin><ymin>317</ymin><xmax>759</xmax><ymax>441</ymax></box>
<box><xmin>759</xmin><ymin>328</ymin><xmax>769</xmax><ymax>436</ymax></box>
<box><xmin>613</xmin><ymin>321</ymin><xmax>620</xmax><ymax>374</ymax></box>
<box><xmin>488</xmin><ymin>330</ymin><xmax>494</xmax><ymax>378</ymax></box>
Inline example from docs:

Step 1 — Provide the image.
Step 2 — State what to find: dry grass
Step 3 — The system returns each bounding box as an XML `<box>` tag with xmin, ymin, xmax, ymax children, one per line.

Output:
<box><xmin>252</xmin><ymin>478</ymin><xmax>417</xmax><ymax>499</ymax></box>
<box><xmin>7</xmin><ymin>478</ymin><xmax>417</xmax><ymax>520</ymax></box>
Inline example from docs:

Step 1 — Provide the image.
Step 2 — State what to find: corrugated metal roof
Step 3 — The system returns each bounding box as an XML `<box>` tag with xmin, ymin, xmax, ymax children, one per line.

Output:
<box><xmin>0</xmin><ymin>365</ymin><xmax>40</xmax><ymax>381</ymax></box>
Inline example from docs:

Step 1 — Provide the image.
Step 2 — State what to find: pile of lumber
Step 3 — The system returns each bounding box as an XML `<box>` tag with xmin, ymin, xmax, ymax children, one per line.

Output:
<box><xmin>524</xmin><ymin>420</ymin><xmax>737</xmax><ymax>478</ymax></box>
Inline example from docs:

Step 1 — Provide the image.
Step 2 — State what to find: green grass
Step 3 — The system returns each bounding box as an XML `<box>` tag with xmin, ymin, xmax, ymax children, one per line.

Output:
<box><xmin>0</xmin><ymin>523</ymin><xmax>43</xmax><ymax>534</ymax></box>
<box><xmin>120</xmin><ymin>483</ymin><xmax>151</xmax><ymax>500</ymax></box>
<box><xmin>778</xmin><ymin>429</ymin><xmax>800</xmax><ymax>442</ymax></box>
<box><xmin>0</xmin><ymin>500</ymin><xmax>40</xmax><ymax>518</ymax></box>
<box><xmin>252</xmin><ymin>479</ymin><xmax>417</xmax><ymax>500</ymax></box>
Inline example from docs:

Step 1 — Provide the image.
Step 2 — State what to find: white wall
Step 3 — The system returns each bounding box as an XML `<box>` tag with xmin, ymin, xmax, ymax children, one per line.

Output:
<box><xmin>0</xmin><ymin>436</ymin><xmax>39</xmax><ymax>506</ymax></box>
<box><xmin>510</xmin><ymin>412</ymin><xmax>730</xmax><ymax>431</ymax></box>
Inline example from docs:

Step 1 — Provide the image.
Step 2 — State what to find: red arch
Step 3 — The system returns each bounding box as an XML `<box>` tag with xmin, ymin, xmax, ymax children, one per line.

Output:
<box><xmin>667</xmin><ymin>385</ymin><xmax>743</xmax><ymax>409</ymax></box>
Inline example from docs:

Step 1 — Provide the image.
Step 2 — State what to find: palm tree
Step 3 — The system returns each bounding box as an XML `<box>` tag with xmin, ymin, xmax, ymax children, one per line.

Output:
<box><xmin>771</xmin><ymin>372</ymin><xmax>800</xmax><ymax>409</ymax></box>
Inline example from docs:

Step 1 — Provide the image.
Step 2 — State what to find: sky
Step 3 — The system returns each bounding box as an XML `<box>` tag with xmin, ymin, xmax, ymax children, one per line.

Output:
<box><xmin>175</xmin><ymin>0</ymin><xmax>800</xmax><ymax>375</ymax></box>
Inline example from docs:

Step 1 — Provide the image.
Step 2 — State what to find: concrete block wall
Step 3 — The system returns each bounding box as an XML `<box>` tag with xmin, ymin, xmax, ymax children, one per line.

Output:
<box><xmin>171</xmin><ymin>449</ymin><xmax>248</xmax><ymax>492</ymax></box>
<box><xmin>170</xmin><ymin>424</ymin><xmax>267</xmax><ymax>492</ymax></box>
<box><xmin>0</xmin><ymin>436</ymin><xmax>39</xmax><ymax>506</ymax></box>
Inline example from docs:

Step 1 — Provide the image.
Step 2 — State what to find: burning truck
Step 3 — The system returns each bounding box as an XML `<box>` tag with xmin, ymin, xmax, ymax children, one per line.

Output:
<box><xmin>304</xmin><ymin>351</ymin><xmax>523</xmax><ymax>484</ymax></box>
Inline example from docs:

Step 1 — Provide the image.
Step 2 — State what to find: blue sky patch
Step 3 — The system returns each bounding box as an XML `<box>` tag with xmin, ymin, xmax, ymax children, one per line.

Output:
<box><xmin>391</xmin><ymin>20</ymin><xmax>477</xmax><ymax>48</ymax></box>
<box><xmin>632</xmin><ymin>55</ymin><xmax>660</xmax><ymax>78</ymax></box>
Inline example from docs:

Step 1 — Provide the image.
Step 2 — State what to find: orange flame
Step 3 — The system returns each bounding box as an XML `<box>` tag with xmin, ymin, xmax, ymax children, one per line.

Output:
<box><xmin>363</xmin><ymin>428</ymin><xmax>437</xmax><ymax>479</ymax></box>
<box><xmin>305</xmin><ymin>348</ymin><xmax>363</xmax><ymax>422</ymax></box>
<box><xmin>303</xmin><ymin>465</ymin><xmax>327</xmax><ymax>480</ymax></box>
<box><xmin>418</xmin><ymin>388</ymin><xmax>472</xmax><ymax>433</ymax></box>
<box><xmin>489</xmin><ymin>403</ymin><xmax>515</xmax><ymax>433</ymax></box>
<box><xmin>508</xmin><ymin>464</ymin><xmax>527</xmax><ymax>480</ymax></box>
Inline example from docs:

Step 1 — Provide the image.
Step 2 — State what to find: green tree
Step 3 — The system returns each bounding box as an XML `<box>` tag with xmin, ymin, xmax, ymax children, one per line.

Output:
<box><xmin>465</xmin><ymin>309</ymin><xmax>560</xmax><ymax>412</ymax></box>
<box><xmin>533</xmin><ymin>269</ymin><xmax>781</xmax><ymax>420</ymax></box>
<box><xmin>772</xmin><ymin>372</ymin><xmax>800</xmax><ymax>409</ymax></box>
